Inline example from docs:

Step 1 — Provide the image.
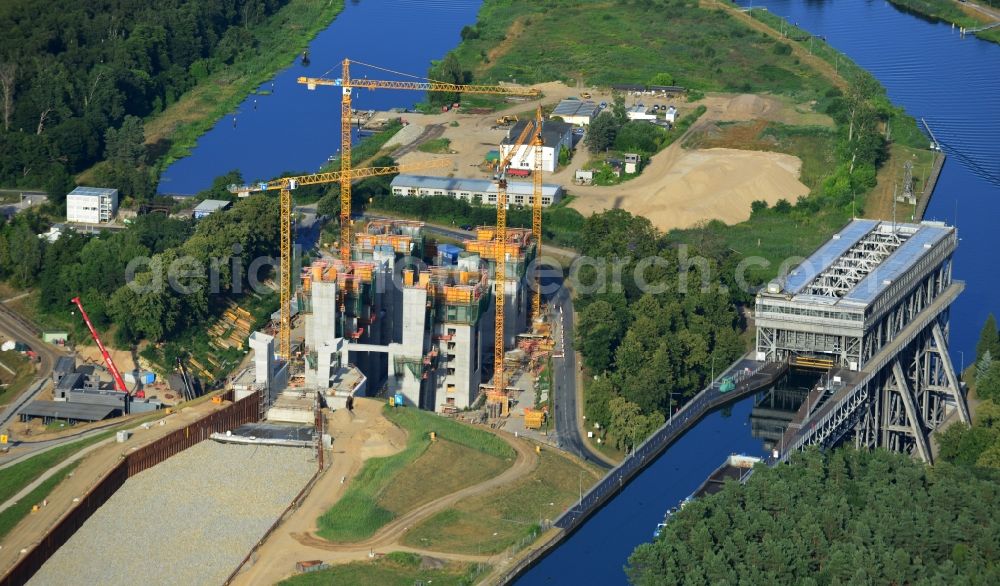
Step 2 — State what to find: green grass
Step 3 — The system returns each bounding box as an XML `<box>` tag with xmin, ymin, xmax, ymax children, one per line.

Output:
<box><xmin>0</xmin><ymin>461</ymin><xmax>80</xmax><ymax>542</ymax></box>
<box><xmin>402</xmin><ymin>449</ymin><xmax>602</xmax><ymax>555</ymax></box>
<box><xmin>279</xmin><ymin>552</ymin><xmax>489</xmax><ymax>586</ymax></box>
<box><xmin>417</xmin><ymin>138</ymin><xmax>453</xmax><ymax>154</ymax></box>
<box><xmin>666</xmin><ymin>206</ymin><xmax>853</xmax><ymax>285</ymax></box>
<box><xmin>0</xmin><ymin>350</ymin><xmax>34</xmax><ymax>407</ymax></box>
<box><xmin>887</xmin><ymin>0</ymin><xmax>1000</xmax><ymax>44</ymax></box>
<box><xmin>448</xmin><ymin>0</ymin><xmax>836</xmax><ymax>101</ymax></box>
<box><xmin>0</xmin><ymin>415</ymin><xmax>164</xmax><ymax>506</ymax></box>
<box><xmin>315</xmin><ymin>404</ymin><xmax>515</xmax><ymax>542</ymax></box>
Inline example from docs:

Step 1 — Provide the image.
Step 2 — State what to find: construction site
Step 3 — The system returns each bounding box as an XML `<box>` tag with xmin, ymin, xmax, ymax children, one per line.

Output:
<box><xmin>1</xmin><ymin>59</ymin><xmax>574</xmax><ymax>586</ymax></box>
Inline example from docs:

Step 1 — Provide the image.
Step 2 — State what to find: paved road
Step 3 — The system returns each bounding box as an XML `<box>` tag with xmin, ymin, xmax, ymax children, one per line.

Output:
<box><xmin>0</xmin><ymin>303</ymin><xmax>65</xmax><ymax>432</ymax></box>
<box><xmin>545</xmin><ymin>272</ymin><xmax>613</xmax><ymax>470</ymax></box>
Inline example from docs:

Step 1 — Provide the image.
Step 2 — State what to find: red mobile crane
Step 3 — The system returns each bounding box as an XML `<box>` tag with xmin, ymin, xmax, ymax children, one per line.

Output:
<box><xmin>70</xmin><ymin>297</ymin><xmax>143</xmax><ymax>399</ymax></box>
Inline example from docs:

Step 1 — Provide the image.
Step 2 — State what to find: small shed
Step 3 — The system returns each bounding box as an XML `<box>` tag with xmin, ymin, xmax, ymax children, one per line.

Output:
<box><xmin>42</xmin><ymin>331</ymin><xmax>69</xmax><ymax>345</ymax></box>
<box><xmin>624</xmin><ymin>153</ymin><xmax>642</xmax><ymax>174</ymax></box>
<box><xmin>663</xmin><ymin>106</ymin><xmax>678</xmax><ymax>124</ymax></box>
<box><xmin>575</xmin><ymin>169</ymin><xmax>594</xmax><ymax>185</ymax></box>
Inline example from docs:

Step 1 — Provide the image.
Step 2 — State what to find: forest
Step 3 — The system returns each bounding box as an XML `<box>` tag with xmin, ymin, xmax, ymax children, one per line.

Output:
<box><xmin>0</xmin><ymin>0</ymin><xmax>290</xmax><ymax>198</ymax></box>
<box><xmin>0</xmin><ymin>193</ymin><xmax>277</xmax><ymax>346</ymax></box>
<box><xmin>572</xmin><ymin>210</ymin><xmax>747</xmax><ymax>451</ymax></box>
<box><xmin>627</xmin><ymin>448</ymin><xmax>1000</xmax><ymax>584</ymax></box>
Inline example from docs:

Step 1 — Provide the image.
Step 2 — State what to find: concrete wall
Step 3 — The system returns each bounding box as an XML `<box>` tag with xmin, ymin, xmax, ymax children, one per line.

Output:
<box><xmin>307</xmin><ymin>280</ymin><xmax>338</xmax><ymax>350</ymax></box>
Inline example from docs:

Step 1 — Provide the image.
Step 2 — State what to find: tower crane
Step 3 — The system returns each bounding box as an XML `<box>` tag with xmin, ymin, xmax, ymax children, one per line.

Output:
<box><xmin>70</xmin><ymin>297</ymin><xmax>140</xmax><ymax>399</ymax></box>
<box><xmin>530</xmin><ymin>106</ymin><xmax>544</xmax><ymax>320</ymax></box>
<box><xmin>298</xmin><ymin>59</ymin><xmax>540</xmax><ymax>265</ymax></box>
<box><xmin>229</xmin><ymin>158</ymin><xmax>450</xmax><ymax>361</ymax></box>
<box><xmin>490</xmin><ymin>115</ymin><xmax>541</xmax><ymax>417</ymax></box>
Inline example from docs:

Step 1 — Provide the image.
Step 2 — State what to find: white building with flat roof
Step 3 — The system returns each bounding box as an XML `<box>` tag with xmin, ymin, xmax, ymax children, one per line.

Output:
<box><xmin>499</xmin><ymin>119</ymin><xmax>573</xmax><ymax>173</ymax></box>
<box><xmin>66</xmin><ymin>187</ymin><xmax>118</xmax><ymax>224</ymax></box>
<box><xmin>390</xmin><ymin>174</ymin><xmax>564</xmax><ymax>207</ymax></box>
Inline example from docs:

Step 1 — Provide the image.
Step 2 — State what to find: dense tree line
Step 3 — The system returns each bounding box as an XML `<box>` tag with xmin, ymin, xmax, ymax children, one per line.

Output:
<box><xmin>0</xmin><ymin>0</ymin><xmax>290</xmax><ymax>198</ymax></box>
<box><xmin>108</xmin><ymin>194</ymin><xmax>278</xmax><ymax>343</ymax></box>
<box><xmin>627</xmin><ymin>448</ymin><xmax>1000</xmax><ymax>584</ymax></box>
<box><xmin>574</xmin><ymin>210</ymin><xmax>745</xmax><ymax>451</ymax></box>
<box><xmin>937</xmin><ymin>314</ymin><xmax>1000</xmax><ymax>469</ymax></box>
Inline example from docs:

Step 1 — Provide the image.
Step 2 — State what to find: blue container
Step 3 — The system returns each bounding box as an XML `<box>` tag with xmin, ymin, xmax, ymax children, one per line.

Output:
<box><xmin>439</xmin><ymin>244</ymin><xmax>461</xmax><ymax>265</ymax></box>
<box><xmin>394</xmin><ymin>393</ymin><xmax>405</xmax><ymax>406</ymax></box>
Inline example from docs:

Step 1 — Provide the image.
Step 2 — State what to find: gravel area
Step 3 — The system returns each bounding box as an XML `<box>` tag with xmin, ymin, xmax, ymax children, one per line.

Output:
<box><xmin>30</xmin><ymin>442</ymin><xmax>314</xmax><ymax>586</ymax></box>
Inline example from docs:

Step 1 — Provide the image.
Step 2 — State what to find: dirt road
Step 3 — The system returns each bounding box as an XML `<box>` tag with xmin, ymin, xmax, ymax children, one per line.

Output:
<box><xmin>232</xmin><ymin>398</ymin><xmax>539</xmax><ymax>585</ymax></box>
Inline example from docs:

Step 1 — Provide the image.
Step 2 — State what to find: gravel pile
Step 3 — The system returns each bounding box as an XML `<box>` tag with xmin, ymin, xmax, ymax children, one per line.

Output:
<box><xmin>30</xmin><ymin>442</ymin><xmax>314</xmax><ymax>586</ymax></box>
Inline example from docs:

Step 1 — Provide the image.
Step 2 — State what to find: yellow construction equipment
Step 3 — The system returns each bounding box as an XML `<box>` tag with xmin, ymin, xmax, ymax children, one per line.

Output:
<box><xmin>298</xmin><ymin>59</ymin><xmax>540</xmax><ymax>265</ymax></box>
<box><xmin>490</xmin><ymin>115</ymin><xmax>540</xmax><ymax>417</ymax></box>
<box><xmin>229</xmin><ymin>158</ymin><xmax>450</xmax><ymax>360</ymax></box>
<box><xmin>530</xmin><ymin>106</ymin><xmax>544</xmax><ymax>321</ymax></box>
<box><xmin>496</xmin><ymin>114</ymin><xmax>519</xmax><ymax>126</ymax></box>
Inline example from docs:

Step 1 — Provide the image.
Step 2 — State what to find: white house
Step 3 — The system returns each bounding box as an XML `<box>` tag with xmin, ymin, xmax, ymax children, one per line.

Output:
<box><xmin>499</xmin><ymin>119</ymin><xmax>573</xmax><ymax>173</ymax></box>
<box><xmin>66</xmin><ymin>186</ymin><xmax>118</xmax><ymax>224</ymax></box>
<box><xmin>663</xmin><ymin>106</ymin><xmax>678</xmax><ymax>124</ymax></box>
<box><xmin>390</xmin><ymin>175</ymin><xmax>564</xmax><ymax>207</ymax></box>
<box><xmin>626</xmin><ymin>105</ymin><xmax>657</xmax><ymax>122</ymax></box>
<box><xmin>551</xmin><ymin>98</ymin><xmax>600</xmax><ymax>126</ymax></box>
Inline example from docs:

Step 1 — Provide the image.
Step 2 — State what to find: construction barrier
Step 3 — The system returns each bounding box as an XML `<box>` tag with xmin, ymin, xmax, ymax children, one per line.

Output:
<box><xmin>0</xmin><ymin>391</ymin><xmax>263</xmax><ymax>586</ymax></box>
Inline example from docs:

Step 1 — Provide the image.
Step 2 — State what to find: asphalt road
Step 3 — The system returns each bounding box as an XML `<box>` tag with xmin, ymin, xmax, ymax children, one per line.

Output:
<box><xmin>0</xmin><ymin>302</ymin><xmax>64</xmax><ymax>432</ymax></box>
<box><xmin>547</xmin><ymin>273</ymin><xmax>612</xmax><ymax>470</ymax></box>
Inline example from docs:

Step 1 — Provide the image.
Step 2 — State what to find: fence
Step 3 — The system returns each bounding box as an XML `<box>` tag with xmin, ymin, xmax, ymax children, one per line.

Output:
<box><xmin>1</xmin><ymin>391</ymin><xmax>262</xmax><ymax>586</ymax></box>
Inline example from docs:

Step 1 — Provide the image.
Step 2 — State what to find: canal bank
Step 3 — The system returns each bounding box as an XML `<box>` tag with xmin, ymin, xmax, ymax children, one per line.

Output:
<box><xmin>159</xmin><ymin>0</ymin><xmax>485</xmax><ymax>195</ymax></box>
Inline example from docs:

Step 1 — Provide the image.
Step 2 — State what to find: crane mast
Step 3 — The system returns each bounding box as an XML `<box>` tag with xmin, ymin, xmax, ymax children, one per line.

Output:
<box><xmin>492</xmin><ymin>117</ymin><xmax>539</xmax><ymax>416</ymax></box>
<box><xmin>229</xmin><ymin>158</ymin><xmax>450</xmax><ymax>360</ymax></box>
<box><xmin>531</xmin><ymin>106</ymin><xmax>544</xmax><ymax>320</ymax></box>
<box><xmin>70</xmin><ymin>296</ymin><xmax>134</xmax><ymax>397</ymax></box>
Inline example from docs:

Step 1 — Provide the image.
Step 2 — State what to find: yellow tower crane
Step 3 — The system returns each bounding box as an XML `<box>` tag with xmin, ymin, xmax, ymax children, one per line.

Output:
<box><xmin>490</xmin><ymin>116</ymin><xmax>541</xmax><ymax>417</ymax></box>
<box><xmin>298</xmin><ymin>59</ymin><xmax>540</xmax><ymax>265</ymax></box>
<box><xmin>229</xmin><ymin>158</ymin><xmax>450</xmax><ymax>360</ymax></box>
<box><xmin>530</xmin><ymin>106</ymin><xmax>544</xmax><ymax>321</ymax></box>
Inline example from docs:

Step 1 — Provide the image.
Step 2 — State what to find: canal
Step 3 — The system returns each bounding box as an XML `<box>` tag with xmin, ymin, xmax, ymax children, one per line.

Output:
<box><xmin>159</xmin><ymin>0</ymin><xmax>484</xmax><ymax>195</ymax></box>
<box><xmin>517</xmin><ymin>1</ymin><xmax>1000</xmax><ymax>583</ymax></box>
<box><xmin>156</xmin><ymin>1</ymin><xmax>999</xmax><ymax>583</ymax></box>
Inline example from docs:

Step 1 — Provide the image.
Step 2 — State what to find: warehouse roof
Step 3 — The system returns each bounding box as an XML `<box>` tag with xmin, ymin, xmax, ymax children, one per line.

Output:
<box><xmin>68</xmin><ymin>186</ymin><xmax>117</xmax><ymax>199</ymax></box>
<box><xmin>551</xmin><ymin>99</ymin><xmax>599</xmax><ymax>120</ymax></box>
<box><xmin>193</xmin><ymin>199</ymin><xmax>232</xmax><ymax>214</ymax></box>
<box><xmin>390</xmin><ymin>174</ymin><xmax>563</xmax><ymax>197</ymax></box>
<box><xmin>21</xmin><ymin>400</ymin><xmax>118</xmax><ymax>422</ymax></box>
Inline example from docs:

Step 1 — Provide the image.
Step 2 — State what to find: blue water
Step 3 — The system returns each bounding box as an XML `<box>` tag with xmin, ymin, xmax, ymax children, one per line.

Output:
<box><xmin>159</xmin><ymin>0</ymin><xmax>484</xmax><ymax>194</ymax></box>
<box><xmin>735</xmin><ymin>0</ymin><xmax>1000</xmax><ymax>373</ymax></box>
<box><xmin>519</xmin><ymin>2</ymin><xmax>1000</xmax><ymax>584</ymax></box>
